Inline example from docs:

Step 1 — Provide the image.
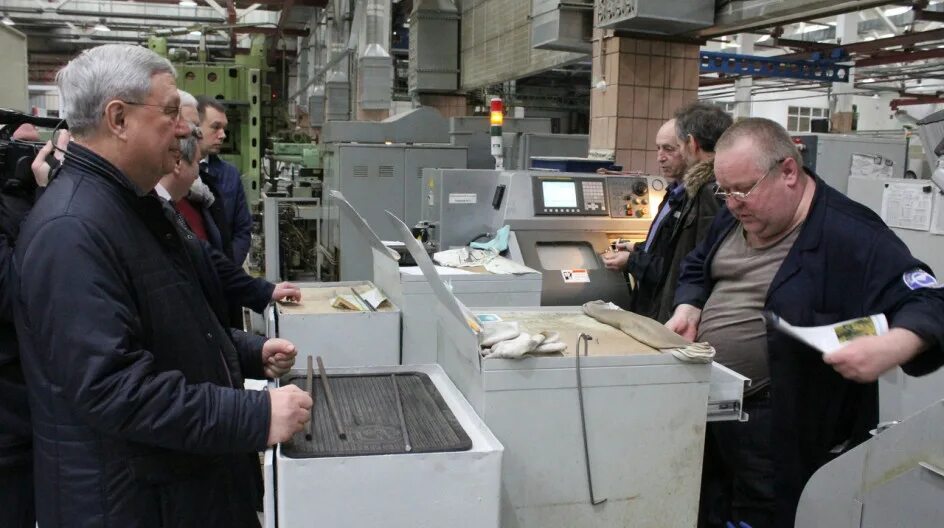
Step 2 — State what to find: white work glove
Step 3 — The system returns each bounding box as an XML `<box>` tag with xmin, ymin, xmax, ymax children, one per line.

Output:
<box><xmin>483</xmin><ymin>330</ymin><xmax>567</xmax><ymax>359</ymax></box>
<box><xmin>480</xmin><ymin>321</ymin><xmax>520</xmax><ymax>347</ymax></box>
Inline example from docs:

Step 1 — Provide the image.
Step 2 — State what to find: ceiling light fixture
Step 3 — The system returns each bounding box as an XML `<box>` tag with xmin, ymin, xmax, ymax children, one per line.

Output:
<box><xmin>93</xmin><ymin>19</ymin><xmax>110</xmax><ymax>32</ymax></box>
<box><xmin>1</xmin><ymin>14</ymin><xmax>14</xmax><ymax>26</ymax></box>
<box><xmin>180</xmin><ymin>0</ymin><xmax>198</xmax><ymax>6</ymax></box>
<box><xmin>884</xmin><ymin>6</ymin><xmax>910</xmax><ymax>17</ymax></box>
<box><xmin>188</xmin><ymin>29</ymin><xmax>202</xmax><ymax>36</ymax></box>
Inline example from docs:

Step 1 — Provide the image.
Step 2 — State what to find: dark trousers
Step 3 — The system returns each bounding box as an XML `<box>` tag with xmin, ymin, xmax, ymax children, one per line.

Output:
<box><xmin>698</xmin><ymin>392</ymin><xmax>776</xmax><ymax>528</ymax></box>
<box><xmin>0</xmin><ymin>464</ymin><xmax>36</xmax><ymax>528</ymax></box>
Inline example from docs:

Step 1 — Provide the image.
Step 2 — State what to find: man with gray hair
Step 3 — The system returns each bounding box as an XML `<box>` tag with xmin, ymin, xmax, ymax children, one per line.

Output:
<box><xmin>667</xmin><ymin>117</ymin><xmax>944</xmax><ymax>527</ymax></box>
<box><xmin>13</xmin><ymin>44</ymin><xmax>312</xmax><ymax>527</ymax></box>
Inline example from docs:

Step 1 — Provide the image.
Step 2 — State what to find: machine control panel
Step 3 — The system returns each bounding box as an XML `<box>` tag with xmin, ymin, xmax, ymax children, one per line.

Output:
<box><xmin>532</xmin><ymin>176</ymin><xmax>609</xmax><ymax>216</ymax></box>
<box><xmin>606</xmin><ymin>176</ymin><xmax>663</xmax><ymax>218</ymax></box>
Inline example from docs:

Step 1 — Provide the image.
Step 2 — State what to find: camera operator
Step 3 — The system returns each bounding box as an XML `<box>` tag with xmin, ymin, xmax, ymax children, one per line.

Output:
<box><xmin>0</xmin><ymin>124</ymin><xmax>67</xmax><ymax>528</ymax></box>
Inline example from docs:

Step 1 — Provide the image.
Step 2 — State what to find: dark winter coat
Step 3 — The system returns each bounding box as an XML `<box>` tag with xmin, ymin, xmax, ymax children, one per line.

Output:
<box><xmin>674</xmin><ymin>173</ymin><xmax>944</xmax><ymax>528</ymax></box>
<box><xmin>626</xmin><ymin>160</ymin><xmax>722</xmax><ymax>322</ymax></box>
<box><xmin>203</xmin><ymin>155</ymin><xmax>252</xmax><ymax>266</ymax></box>
<box><xmin>13</xmin><ymin>143</ymin><xmax>271</xmax><ymax>528</ymax></box>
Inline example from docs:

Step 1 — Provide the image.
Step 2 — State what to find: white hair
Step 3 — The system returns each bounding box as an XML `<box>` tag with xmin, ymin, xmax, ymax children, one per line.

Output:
<box><xmin>178</xmin><ymin>89</ymin><xmax>198</xmax><ymax>109</ymax></box>
<box><xmin>56</xmin><ymin>44</ymin><xmax>176</xmax><ymax>137</ymax></box>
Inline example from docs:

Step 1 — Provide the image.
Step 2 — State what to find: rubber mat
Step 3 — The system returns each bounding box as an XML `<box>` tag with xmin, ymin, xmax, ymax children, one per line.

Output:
<box><xmin>281</xmin><ymin>372</ymin><xmax>472</xmax><ymax>458</ymax></box>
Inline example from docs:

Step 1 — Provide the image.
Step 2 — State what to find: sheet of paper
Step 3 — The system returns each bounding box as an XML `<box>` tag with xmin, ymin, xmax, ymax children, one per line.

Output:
<box><xmin>849</xmin><ymin>153</ymin><xmax>894</xmax><ymax>179</ymax></box>
<box><xmin>400</xmin><ymin>265</ymin><xmax>476</xmax><ymax>276</ymax></box>
<box><xmin>931</xmin><ymin>191</ymin><xmax>944</xmax><ymax>236</ymax></box>
<box><xmin>881</xmin><ymin>182</ymin><xmax>934</xmax><ymax>231</ymax></box>
<box><xmin>483</xmin><ymin>256</ymin><xmax>537</xmax><ymax>275</ymax></box>
<box><xmin>769</xmin><ymin>313</ymin><xmax>888</xmax><ymax>355</ymax></box>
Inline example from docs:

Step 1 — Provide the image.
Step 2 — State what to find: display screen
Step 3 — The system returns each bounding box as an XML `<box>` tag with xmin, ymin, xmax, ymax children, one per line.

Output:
<box><xmin>542</xmin><ymin>180</ymin><xmax>578</xmax><ymax>208</ymax></box>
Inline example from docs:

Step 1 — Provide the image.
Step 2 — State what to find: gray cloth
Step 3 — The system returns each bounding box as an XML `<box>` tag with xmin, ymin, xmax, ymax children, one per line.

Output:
<box><xmin>697</xmin><ymin>224</ymin><xmax>801</xmax><ymax>394</ymax></box>
<box><xmin>582</xmin><ymin>300</ymin><xmax>715</xmax><ymax>363</ymax></box>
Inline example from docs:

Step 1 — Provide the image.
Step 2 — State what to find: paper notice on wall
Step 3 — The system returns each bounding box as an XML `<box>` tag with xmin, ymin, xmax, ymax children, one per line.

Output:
<box><xmin>849</xmin><ymin>153</ymin><xmax>895</xmax><ymax>179</ymax></box>
<box><xmin>880</xmin><ymin>182</ymin><xmax>934</xmax><ymax>231</ymax></box>
<box><xmin>931</xmin><ymin>191</ymin><xmax>944</xmax><ymax>236</ymax></box>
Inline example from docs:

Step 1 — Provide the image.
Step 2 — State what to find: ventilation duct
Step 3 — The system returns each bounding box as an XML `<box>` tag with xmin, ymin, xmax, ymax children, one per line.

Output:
<box><xmin>357</xmin><ymin>0</ymin><xmax>393</xmax><ymax>110</ymax></box>
<box><xmin>595</xmin><ymin>0</ymin><xmax>714</xmax><ymax>35</ymax></box>
<box><xmin>408</xmin><ymin>0</ymin><xmax>459</xmax><ymax>95</ymax></box>
<box><xmin>531</xmin><ymin>0</ymin><xmax>593</xmax><ymax>54</ymax></box>
<box><xmin>309</xmin><ymin>14</ymin><xmax>327</xmax><ymax>126</ymax></box>
<box><xmin>325</xmin><ymin>8</ymin><xmax>351</xmax><ymax>121</ymax></box>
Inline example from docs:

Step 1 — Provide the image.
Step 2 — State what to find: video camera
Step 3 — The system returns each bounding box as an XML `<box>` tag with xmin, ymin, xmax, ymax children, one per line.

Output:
<box><xmin>0</xmin><ymin>108</ymin><xmax>67</xmax><ymax>195</ymax></box>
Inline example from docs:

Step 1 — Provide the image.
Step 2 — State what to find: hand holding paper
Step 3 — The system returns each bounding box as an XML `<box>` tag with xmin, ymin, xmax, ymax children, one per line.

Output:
<box><xmin>824</xmin><ymin>328</ymin><xmax>927</xmax><ymax>382</ymax></box>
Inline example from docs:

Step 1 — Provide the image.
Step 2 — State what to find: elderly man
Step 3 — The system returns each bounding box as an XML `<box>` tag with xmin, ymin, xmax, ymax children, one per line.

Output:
<box><xmin>667</xmin><ymin>118</ymin><xmax>944</xmax><ymax>528</ymax></box>
<box><xmin>197</xmin><ymin>96</ymin><xmax>253</xmax><ymax>266</ymax></box>
<box><xmin>13</xmin><ymin>44</ymin><xmax>312</xmax><ymax>527</ymax></box>
<box><xmin>603</xmin><ymin>108</ymin><xmax>728</xmax><ymax>323</ymax></box>
<box><xmin>158</xmin><ymin>122</ymin><xmax>299</xmax><ymax>317</ymax></box>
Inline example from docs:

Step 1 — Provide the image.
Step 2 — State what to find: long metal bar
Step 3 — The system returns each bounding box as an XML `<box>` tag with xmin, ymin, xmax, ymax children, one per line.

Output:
<box><xmin>391</xmin><ymin>375</ymin><xmax>412</xmax><ymax>453</ymax></box>
<box><xmin>575</xmin><ymin>333</ymin><xmax>606</xmax><ymax>506</ymax></box>
<box><xmin>316</xmin><ymin>356</ymin><xmax>347</xmax><ymax>440</ymax></box>
<box><xmin>305</xmin><ymin>356</ymin><xmax>314</xmax><ymax>441</ymax></box>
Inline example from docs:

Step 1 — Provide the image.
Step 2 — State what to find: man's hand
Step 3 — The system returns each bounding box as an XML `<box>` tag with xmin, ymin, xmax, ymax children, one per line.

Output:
<box><xmin>601</xmin><ymin>243</ymin><xmax>633</xmax><ymax>272</ymax></box>
<box><xmin>824</xmin><ymin>328</ymin><xmax>926</xmax><ymax>383</ymax></box>
<box><xmin>665</xmin><ymin>304</ymin><xmax>702</xmax><ymax>341</ymax></box>
<box><xmin>31</xmin><ymin>131</ymin><xmax>70</xmax><ymax>188</ymax></box>
<box><xmin>262</xmin><ymin>338</ymin><xmax>298</xmax><ymax>379</ymax></box>
<box><xmin>266</xmin><ymin>385</ymin><xmax>312</xmax><ymax>446</ymax></box>
<box><xmin>272</xmin><ymin>281</ymin><xmax>302</xmax><ymax>303</ymax></box>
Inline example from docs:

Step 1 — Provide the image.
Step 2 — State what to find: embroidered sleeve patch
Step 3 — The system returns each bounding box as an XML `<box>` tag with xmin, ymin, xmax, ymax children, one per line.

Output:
<box><xmin>902</xmin><ymin>269</ymin><xmax>942</xmax><ymax>290</ymax></box>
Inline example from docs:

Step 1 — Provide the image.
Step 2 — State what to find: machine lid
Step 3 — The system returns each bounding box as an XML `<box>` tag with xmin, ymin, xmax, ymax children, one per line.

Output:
<box><xmin>330</xmin><ymin>190</ymin><xmax>400</xmax><ymax>263</ymax></box>
<box><xmin>385</xmin><ymin>210</ymin><xmax>481</xmax><ymax>335</ymax></box>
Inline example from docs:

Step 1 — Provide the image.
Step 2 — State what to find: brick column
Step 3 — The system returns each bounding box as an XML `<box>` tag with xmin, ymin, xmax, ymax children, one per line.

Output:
<box><xmin>590</xmin><ymin>34</ymin><xmax>701</xmax><ymax>173</ymax></box>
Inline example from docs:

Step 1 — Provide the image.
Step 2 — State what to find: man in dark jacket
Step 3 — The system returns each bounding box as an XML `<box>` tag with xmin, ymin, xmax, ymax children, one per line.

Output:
<box><xmin>603</xmin><ymin>103</ymin><xmax>729</xmax><ymax>323</ymax></box>
<box><xmin>197</xmin><ymin>96</ymin><xmax>253</xmax><ymax>266</ymax></box>
<box><xmin>14</xmin><ymin>44</ymin><xmax>312</xmax><ymax>528</ymax></box>
<box><xmin>667</xmin><ymin>118</ymin><xmax>944</xmax><ymax>528</ymax></box>
<box><xmin>0</xmin><ymin>124</ymin><xmax>68</xmax><ymax>528</ymax></box>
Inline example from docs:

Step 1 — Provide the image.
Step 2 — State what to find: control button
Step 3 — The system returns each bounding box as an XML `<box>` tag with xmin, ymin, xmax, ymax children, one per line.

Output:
<box><xmin>635</xmin><ymin>210</ymin><xmax>645</xmax><ymax>218</ymax></box>
<box><xmin>632</xmin><ymin>181</ymin><xmax>648</xmax><ymax>195</ymax></box>
<box><xmin>641</xmin><ymin>198</ymin><xmax>648</xmax><ymax>205</ymax></box>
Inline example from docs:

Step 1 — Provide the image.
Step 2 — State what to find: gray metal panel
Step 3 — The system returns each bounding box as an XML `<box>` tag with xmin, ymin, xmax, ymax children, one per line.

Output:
<box><xmin>0</xmin><ymin>26</ymin><xmax>28</xmax><ymax>111</ymax></box>
<box><xmin>338</xmin><ymin>145</ymin><xmax>405</xmax><ymax>281</ymax></box>
<box><xmin>797</xmin><ymin>134</ymin><xmax>908</xmax><ymax>193</ymax></box>
<box><xmin>595</xmin><ymin>0</ymin><xmax>715</xmax><ymax>34</ymax></box>
<box><xmin>795</xmin><ymin>401</ymin><xmax>944</xmax><ymax>528</ymax></box>
<box><xmin>403</xmin><ymin>147</ymin><xmax>468</xmax><ymax>227</ymax></box>
<box><xmin>516</xmin><ymin>133</ymin><xmax>589</xmax><ymax>169</ymax></box>
<box><xmin>323</xmin><ymin>106</ymin><xmax>450</xmax><ymax>144</ymax></box>
<box><xmin>409</xmin><ymin>0</ymin><xmax>460</xmax><ymax>93</ymax></box>
<box><xmin>530</xmin><ymin>0</ymin><xmax>593</xmax><ymax>53</ymax></box>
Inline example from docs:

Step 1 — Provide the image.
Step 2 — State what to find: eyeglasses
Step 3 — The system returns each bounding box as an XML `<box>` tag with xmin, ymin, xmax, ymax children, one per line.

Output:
<box><xmin>120</xmin><ymin>100</ymin><xmax>181</xmax><ymax>121</ymax></box>
<box><xmin>715</xmin><ymin>158</ymin><xmax>787</xmax><ymax>202</ymax></box>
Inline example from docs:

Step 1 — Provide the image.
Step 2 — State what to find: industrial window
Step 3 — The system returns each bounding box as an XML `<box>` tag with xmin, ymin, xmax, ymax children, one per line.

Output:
<box><xmin>787</xmin><ymin>106</ymin><xmax>829</xmax><ymax>133</ymax></box>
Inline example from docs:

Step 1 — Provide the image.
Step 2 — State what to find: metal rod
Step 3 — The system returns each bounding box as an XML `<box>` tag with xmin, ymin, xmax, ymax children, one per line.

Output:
<box><xmin>391</xmin><ymin>374</ymin><xmax>412</xmax><ymax>453</ymax></box>
<box><xmin>576</xmin><ymin>333</ymin><xmax>606</xmax><ymax>506</ymax></box>
<box><xmin>305</xmin><ymin>356</ymin><xmax>314</xmax><ymax>441</ymax></box>
<box><xmin>316</xmin><ymin>356</ymin><xmax>347</xmax><ymax>440</ymax></box>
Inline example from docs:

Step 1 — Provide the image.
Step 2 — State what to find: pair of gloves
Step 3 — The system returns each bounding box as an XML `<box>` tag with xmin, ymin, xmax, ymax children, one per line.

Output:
<box><xmin>479</xmin><ymin>321</ymin><xmax>567</xmax><ymax>359</ymax></box>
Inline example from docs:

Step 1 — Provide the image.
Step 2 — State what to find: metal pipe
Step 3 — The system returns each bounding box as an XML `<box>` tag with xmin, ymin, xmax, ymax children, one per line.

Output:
<box><xmin>316</xmin><ymin>356</ymin><xmax>347</xmax><ymax>440</ymax></box>
<box><xmin>305</xmin><ymin>356</ymin><xmax>314</xmax><ymax>441</ymax></box>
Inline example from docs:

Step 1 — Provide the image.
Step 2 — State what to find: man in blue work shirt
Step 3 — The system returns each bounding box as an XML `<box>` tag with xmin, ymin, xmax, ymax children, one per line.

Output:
<box><xmin>667</xmin><ymin>118</ymin><xmax>944</xmax><ymax>528</ymax></box>
<box><xmin>197</xmin><ymin>96</ymin><xmax>253</xmax><ymax>266</ymax></box>
<box><xmin>603</xmin><ymin>102</ymin><xmax>730</xmax><ymax>323</ymax></box>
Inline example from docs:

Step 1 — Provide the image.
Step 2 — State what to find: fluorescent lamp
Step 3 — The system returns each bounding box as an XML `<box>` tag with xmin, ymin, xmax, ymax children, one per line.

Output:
<box><xmin>93</xmin><ymin>19</ymin><xmax>110</xmax><ymax>32</ymax></box>
<box><xmin>180</xmin><ymin>0</ymin><xmax>198</xmax><ymax>6</ymax></box>
<box><xmin>1</xmin><ymin>15</ymin><xmax>14</xmax><ymax>26</ymax></box>
<box><xmin>188</xmin><ymin>29</ymin><xmax>202</xmax><ymax>36</ymax></box>
<box><xmin>884</xmin><ymin>6</ymin><xmax>910</xmax><ymax>17</ymax></box>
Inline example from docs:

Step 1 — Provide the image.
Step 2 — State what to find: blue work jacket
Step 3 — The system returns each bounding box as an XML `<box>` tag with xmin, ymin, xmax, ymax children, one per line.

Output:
<box><xmin>204</xmin><ymin>155</ymin><xmax>253</xmax><ymax>265</ymax></box>
<box><xmin>674</xmin><ymin>174</ymin><xmax>944</xmax><ymax>528</ymax></box>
